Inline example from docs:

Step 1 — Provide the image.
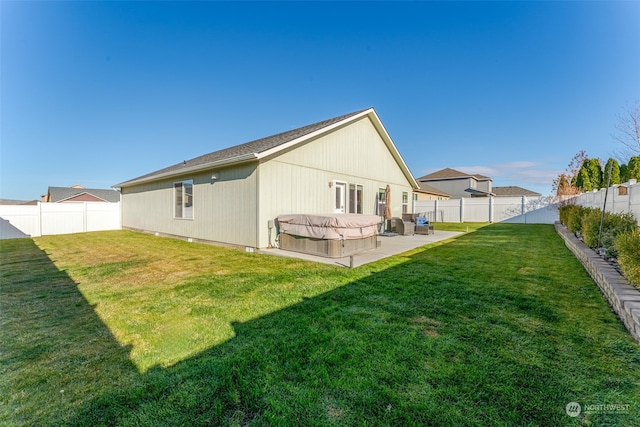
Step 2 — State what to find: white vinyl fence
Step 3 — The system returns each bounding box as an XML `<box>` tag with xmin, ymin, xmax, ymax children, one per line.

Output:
<box><xmin>0</xmin><ymin>202</ymin><xmax>121</xmax><ymax>239</ymax></box>
<box><xmin>570</xmin><ymin>180</ymin><xmax>640</xmax><ymax>222</ymax></box>
<box><xmin>413</xmin><ymin>180</ymin><xmax>640</xmax><ymax>225</ymax></box>
<box><xmin>414</xmin><ymin>196</ymin><xmax>560</xmax><ymax>224</ymax></box>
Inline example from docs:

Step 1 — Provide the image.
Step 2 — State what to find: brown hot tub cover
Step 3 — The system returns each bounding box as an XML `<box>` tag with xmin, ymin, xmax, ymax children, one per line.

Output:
<box><xmin>276</xmin><ymin>214</ymin><xmax>381</xmax><ymax>240</ymax></box>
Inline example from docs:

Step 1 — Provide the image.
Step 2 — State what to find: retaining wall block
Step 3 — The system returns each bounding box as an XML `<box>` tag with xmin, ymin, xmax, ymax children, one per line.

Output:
<box><xmin>555</xmin><ymin>222</ymin><xmax>640</xmax><ymax>345</ymax></box>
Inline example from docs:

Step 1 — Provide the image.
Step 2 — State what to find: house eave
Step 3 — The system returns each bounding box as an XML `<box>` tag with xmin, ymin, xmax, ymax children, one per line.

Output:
<box><xmin>115</xmin><ymin>107</ymin><xmax>419</xmax><ymax>191</ymax></box>
<box><xmin>114</xmin><ymin>153</ymin><xmax>258</xmax><ymax>188</ymax></box>
<box><xmin>464</xmin><ymin>188</ymin><xmax>495</xmax><ymax>196</ymax></box>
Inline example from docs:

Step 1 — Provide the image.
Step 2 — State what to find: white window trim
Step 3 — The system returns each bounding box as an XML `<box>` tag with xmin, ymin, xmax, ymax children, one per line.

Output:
<box><xmin>174</xmin><ymin>179</ymin><xmax>194</xmax><ymax>220</ymax></box>
<box><xmin>333</xmin><ymin>180</ymin><xmax>347</xmax><ymax>214</ymax></box>
<box><xmin>348</xmin><ymin>182</ymin><xmax>364</xmax><ymax>214</ymax></box>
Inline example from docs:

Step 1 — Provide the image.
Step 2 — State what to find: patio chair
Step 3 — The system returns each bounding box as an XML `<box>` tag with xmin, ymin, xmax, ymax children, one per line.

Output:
<box><xmin>402</xmin><ymin>213</ymin><xmax>434</xmax><ymax>235</ymax></box>
<box><xmin>394</xmin><ymin>218</ymin><xmax>415</xmax><ymax>236</ymax></box>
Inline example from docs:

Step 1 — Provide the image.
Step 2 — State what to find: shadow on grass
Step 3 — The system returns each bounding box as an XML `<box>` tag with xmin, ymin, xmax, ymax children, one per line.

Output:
<box><xmin>0</xmin><ymin>239</ymin><xmax>141</xmax><ymax>425</ymax></box>
<box><xmin>3</xmin><ymin>226</ymin><xmax>640</xmax><ymax>426</ymax></box>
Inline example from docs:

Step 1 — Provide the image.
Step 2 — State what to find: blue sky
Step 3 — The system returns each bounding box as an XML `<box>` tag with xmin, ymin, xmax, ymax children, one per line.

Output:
<box><xmin>2</xmin><ymin>1</ymin><xmax>639</xmax><ymax>200</ymax></box>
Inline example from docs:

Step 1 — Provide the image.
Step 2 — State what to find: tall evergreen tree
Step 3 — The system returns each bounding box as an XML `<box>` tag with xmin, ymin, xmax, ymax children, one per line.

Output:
<box><xmin>575</xmin><ymin>165</ymin><xmax>592</xmax><ymax>191</ymax></box>
<box><xmin>628</xmin><ymin>156</ymin><xmax>640</xmax><ymax>181</ymax></box>
<box><xmin>603</xmin><ymin>158</ymin><xmax>621</xmax><ymax>186</ymax></box>
<box><xmin>584</xmin><ymin>158</ymin><xmax>603</xmax><ymax>189</ymax></box>
<box><xmin>620</xmin><ymin>163</ymin><xmax>629</xmax><ymax>182</ymax></box>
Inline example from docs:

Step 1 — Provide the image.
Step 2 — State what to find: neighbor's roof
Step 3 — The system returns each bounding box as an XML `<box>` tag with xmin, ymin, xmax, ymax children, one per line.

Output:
<box><xmin>47</xmin><ymin>187</ymin><xmax>121</xmax><ymax>203</ymax></box>
<box><xmin>417</xmin><ymin>168</ymin><xmax>492</xmax><ymax>182</ymax></box>
<box><xmin>492</xmin><ymin>186</ymin><xmax>541</xmax><ymax>197</ymax></box>
<box><xmin>115</xmin><ymin>108</ymin><xmax>418</xmax><ymax>189</ymax></box>
<box><xmin>0</xmin><ymin>199</ymin><xmax>38</xmax><ymax>205</ymax></box>
<box><xmin>415</xmin><ymin>182</ymin><xmax>450</xmax><ymax>197</ymax></box>
<box><xmin>464</xmin><ymin>188</ymin><xmax>494</xmax><ymax>196</ymax></box>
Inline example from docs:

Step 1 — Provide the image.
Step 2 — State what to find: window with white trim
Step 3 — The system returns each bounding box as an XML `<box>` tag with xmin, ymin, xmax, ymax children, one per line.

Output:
<box><xmin>348</xmin><ymin>183</ymin><xmax>363</xmax><ymax>214</ymax></box>
<box><xmin>377</xmin><ymin>187</ymin><xmax>386</xmax><ymax>216</ymax></box>
<box><xmin>174</xmin><ymin>180</ymin><xmax>193</xmax><ymax>219</ymax></box>
<box><xmin>402</xmin><ymin>191</ymin><xmax>408</xmax><ymax>214</ymax></box>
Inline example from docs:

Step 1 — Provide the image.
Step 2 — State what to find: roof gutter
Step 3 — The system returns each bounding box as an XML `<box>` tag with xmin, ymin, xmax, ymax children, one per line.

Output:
<box><xmin>114</xmin><ymin>153</ymin><xmax>258</xmax><ymax>188</ymax></box>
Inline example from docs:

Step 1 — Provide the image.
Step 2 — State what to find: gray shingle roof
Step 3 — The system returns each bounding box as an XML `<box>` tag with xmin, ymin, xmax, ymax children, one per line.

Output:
<box><xmin>417</xmin><ymin>168</ymin><xmax>491</xmax><ymax>181</ymax></box>
<box><xmin>492</xmin><ymin>186</ymin><xmax>541</xmax><ymax>197</ymax></box>
<box><xmin>416</xmin><ymin>182</ymin><xmax>450</xmax><ymax>197</ymax></box>
<box><xmin>48</xmin><ymin>187</ymin><xmax>121</xmax><ymax>202</ymax></box>
<box><xmin>117</xmin><ymin>108</ymin><xmax>371</xmax><ymax>187</ymax></box>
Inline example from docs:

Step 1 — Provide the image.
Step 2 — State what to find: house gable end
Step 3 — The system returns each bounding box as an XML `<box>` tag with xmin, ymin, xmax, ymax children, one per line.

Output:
<box><xmin>116</xmin><ymin>108</ymin><xmax>417</xmax><ymax>190</ymax></box>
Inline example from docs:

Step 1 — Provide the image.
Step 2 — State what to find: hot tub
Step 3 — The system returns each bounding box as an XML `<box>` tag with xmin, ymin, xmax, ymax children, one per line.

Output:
<box><xmin>276</xmin><ymin>214</ymin><xmax>381</xmax><ymax>258</ymax></box>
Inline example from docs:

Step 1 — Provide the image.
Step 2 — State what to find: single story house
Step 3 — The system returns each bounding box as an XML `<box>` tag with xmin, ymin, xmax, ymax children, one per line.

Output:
<box><xmin>115</xmin><ymin>108</ymin><xmax>418</xmax><ymax>249</ymax></box>
<box><xmin>42</xmin><ymin>185</ymin><xmax>121</xmax><ymax>203</ymax></box>
<box><xmin>414</xmin><ymin>182</ymin><xmax>450</xmax><ymax>201</ymax></box>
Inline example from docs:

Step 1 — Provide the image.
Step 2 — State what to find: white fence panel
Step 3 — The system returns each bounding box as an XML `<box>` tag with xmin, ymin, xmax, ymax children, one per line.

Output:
<box><xmin>41</xmin><ymin>203</ymin><xmax>85</xmax><ymax>235</ymax></box>
<box><xmin>572</xmin><ymin>181</ymin><xmax>640</xmax><ymax>224</ymax></box>
<box><xmin>503</xmin><ymin>197</ymin><xmax>560</xmax><ymax>224</ymax></box>
<box><xmin>414</xmin><ymin>196</ymin><xmax>559</xmax><ymax>224</ymax></box>
<box><xmin>86</xmin><ymin>202</ymin><xmax>121</xmax><ymax>232</ymax></box>
<box><xmin>439</xmin><ymin>200</ymin><xmax>462</xmax><ymax>223</ymax></box>
<box><xmin>464</xmin><ymin>198</ymin><xmax>491</xmax><ymax>222</ymax></box>
<box><xmin>492</xmin><ymin>197</ymin><xmax>523</xmax><ymax>223</ymax></box>
<box><xmin>0</xmin><ymin>205</ymin><xmax>40</xmax><ymax>238</ymax></box>
<box><xmin>0</xmin><ymin>202</ymin><xmax>121</xmax><ymax>239</ymax></box>
<box><xmin>418</xmin><ymin>200</ymin><xmax>462</xmax><ymax>223</ymax></box>
<box><xmin>610</xmin><ymin>193</ymin><xmax>630</xmax><ymax>215</ymax></box>
<box><xmin>630</xmin><ymin>182</ymin><xmax>640</xmax><ymax>221</ymax></box>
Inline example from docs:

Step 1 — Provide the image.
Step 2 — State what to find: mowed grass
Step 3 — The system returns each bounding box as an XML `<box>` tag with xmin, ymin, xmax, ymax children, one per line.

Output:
<box><xmin>432</xmin><ymin>222</ymin><xmax>489</xmax><ymax>233</ymax></box>
<box><xmin>1</xmin><ymin>225</ymin><xmax>639</xmax><ymax>426</ymax></box>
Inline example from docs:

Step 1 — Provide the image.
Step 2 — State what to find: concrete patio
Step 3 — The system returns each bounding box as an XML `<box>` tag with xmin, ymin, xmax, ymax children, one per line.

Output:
<box><xmin>262</xmin><ymin>230</ymin><xmax>463</xmax><ymax>267</ymax></box>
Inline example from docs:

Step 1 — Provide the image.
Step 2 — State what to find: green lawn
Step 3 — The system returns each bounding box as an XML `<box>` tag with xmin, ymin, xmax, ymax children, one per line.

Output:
<box><xmin>1</xmin><ymin>225</ymin><xmax>639</xmax><ymax>426</ymax></box>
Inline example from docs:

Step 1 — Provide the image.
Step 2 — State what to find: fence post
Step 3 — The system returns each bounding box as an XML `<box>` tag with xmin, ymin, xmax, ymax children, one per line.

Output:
<box><xmin>37</xmin><ymin>201</ymin><xmax>42</xmax><ymax>237</ymax></box>
<box><xmin>488</xmin><ymin>196</ymin><xmax>493</xmax><ymax>223</ymax></box>
<box><xmin>460</xmin><ymin>198</ymin><xmax>464</xmax><ymax>223</ymax></box>
<box><xmin>611</xmin><ymin>188</ymin><xmax>616</xmax><ymax>213</ymax></box>
<box><xmin>434</xmin><ymin>200</ymin><xmax>438</xmax><ymax>223</ymax></box>
<box><xmin>82</xmin><ymin>202</ymin><xmax>85</xmax><ymax>233</ymax></box>
<box><xmin>522</xmin><ymin>196</ymin><xmax>526</xmax><ymax>224</ymax></box>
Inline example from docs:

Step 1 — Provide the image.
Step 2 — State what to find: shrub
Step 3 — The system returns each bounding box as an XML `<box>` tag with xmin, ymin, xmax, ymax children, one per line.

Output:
<box><xmin>605</xmin><ymin>213</ymin><xmax>638</xmax><ymax>257</ymax></box>
<box><xmin>559</xmin><ymin>204</ymin><xmax>578</xmax><ymax>230</ymax></box>
<box><xmin>616</xmin><ymin>227</ymin><xmax>640</xmax><ymax>288</ymax></box>
<box><xmin>580</xmin><ymin>210</ymin><xmax>638</xmax><ymax>257</ymax></box>
<box><xmin>559</xmin><ymin>204</ymin><xmax>591</xmax><ymax>234</ymax></box>
<box><xmin>581</xmin><ymin>208</ymin><xmax>602</xmax><ymax>248</ymax></box>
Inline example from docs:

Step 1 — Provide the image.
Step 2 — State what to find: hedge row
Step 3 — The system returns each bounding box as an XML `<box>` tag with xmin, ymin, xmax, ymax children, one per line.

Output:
<box><xmin>559</xmin><ymin>204</ymin><xmax>640</xmax><ymax>288</ymax></box>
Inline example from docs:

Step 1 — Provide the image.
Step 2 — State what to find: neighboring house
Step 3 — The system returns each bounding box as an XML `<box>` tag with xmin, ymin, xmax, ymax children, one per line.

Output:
<box><xmin>492</xmin><ymin>186</ymin><xmax>541</xmax><ymax>197</ymax></box>
<box><xmin>42</xmin><ymin>185</ymin><xmax>121</xmax><ymax>203</ymax></box>
<box><xmin>416</xmin><ymin>168</ymin><xmax>493</xmax><ymax>198</ymax></box>
<box><xmin>414</xmin><ymin>182</ymin><xmax>450</xmax><ymax>201</ymax></box>
<box><xmin>115</xmin><ymin>108</ymin><xmax>418</xmax><ymax>249</ymax></box>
